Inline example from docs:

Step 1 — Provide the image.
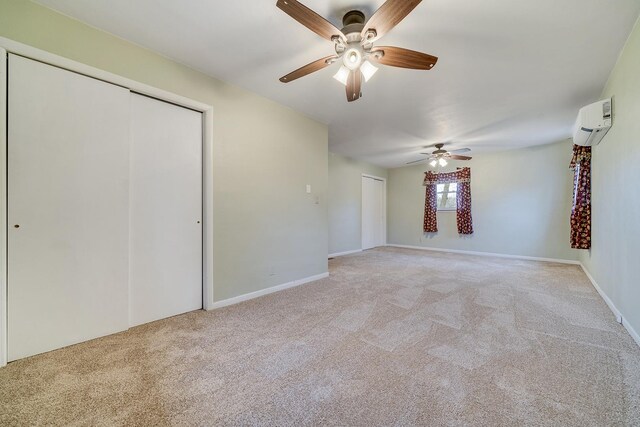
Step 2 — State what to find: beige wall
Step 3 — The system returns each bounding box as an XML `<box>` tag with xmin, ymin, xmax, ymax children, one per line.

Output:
<box><xmin>388</xmin><ymin>140</ymin><xmax>579</xmax><ymax>261</ymax></box>
<box><xmin>581</xmin><ymin>18</ymin><xmax>640</xmax><ymax>338</ymax></box>
<box><xmin>328</xmin><ymin>153</ymin><xmax>387</xmax><ymax>255</ymax></box>
<box><xmin>0</xmin><ymin>0</ymin><xmax>329</xmax><ymax>302</ymax></box>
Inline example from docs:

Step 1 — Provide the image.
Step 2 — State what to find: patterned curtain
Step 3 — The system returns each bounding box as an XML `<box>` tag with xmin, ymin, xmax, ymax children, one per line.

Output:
<box><xmin>423</xmin><ymin>167</ymin><xmax>473</xmax><ymax>235</ymax></box>
<box><xmin>423</xmin><ymin>172</ymin><xmax>438</xmax><ymax>232</ymax></box>
<box><xmin>570</xmin><ymin>145</ymin><xmax>591</xmax><ymax>249</ymax></box>
<box><xmin>456</xmin><ymin>168</ymin><xmax>473</xmax><ymax>235</ymax></box>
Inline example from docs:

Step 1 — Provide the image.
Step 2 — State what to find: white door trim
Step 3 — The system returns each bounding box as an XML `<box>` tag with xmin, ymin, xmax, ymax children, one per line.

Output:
<box><xmin>361</xmin><ymin>174</ymin><xmax>387</xmax><ymax>249</ymax></box>
<box><xmin>0</xmin><ymin>38</ymin><xmax>215</xmax><ymax>367</ymax></box>
<box><xmin>1</xmin><ymin>48</ymin><xmax>7</xmax><ymax>368</ymax></box>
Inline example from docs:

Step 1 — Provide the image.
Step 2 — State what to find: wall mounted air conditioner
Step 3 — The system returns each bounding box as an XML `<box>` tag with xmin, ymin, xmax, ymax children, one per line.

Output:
<box><xmin>572</xmin><ymin>98</ymin><xmax>612</xmax><ymax>146</ymax></box>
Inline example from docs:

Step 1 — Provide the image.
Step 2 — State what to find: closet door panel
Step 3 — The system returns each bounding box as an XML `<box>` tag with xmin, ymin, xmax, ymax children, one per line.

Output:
<box><xmin>373</xmin><ymin>179</ymin><xmax>385</xmax><ymax>247</ymax></box>
<box><xmin>362</xmin><ymin>177</ymin><xmax>372</xmax><ymax>250</ymax></box>
<box><xmin>129</xmin><ymin>94</ymin><xmax>202</xmax><ymax>327</ymax></box>
<box><xmin>362</xmin><ymin>176</ymin><xmax>385</xmax><ymax>250</ymax></box>
<box><xmin>7</xmin><ymin>55</ymin><xmax>130</xmax><ymax>361</ymax></box>
<box><xmin>362</xmin><ymin>177</ymin><xmax>385</xmax><ymax>249</ymax></box>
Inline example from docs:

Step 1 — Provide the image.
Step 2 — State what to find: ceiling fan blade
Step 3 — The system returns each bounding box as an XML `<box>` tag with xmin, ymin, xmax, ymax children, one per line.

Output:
<box><xmin>276</xmin><ymin>0</ymin><xmax>346</xmax><ymax>42</ymax></box>
<box><xmin>449</xmin><ymin>155</ymin><xmax>472</xmax><ymax>160</ymax></box>
<box><xmin>279</xmin><ymin>55</ymin><xmax>339</xmax><ymax>83</ymax></box>
<box><xmin>449</xmin><ymin>148</ymin><xmax>471</xmax><ymax>154</ymax></box>
<box><xmin>406</xmin><ymin>158</ymin><xmax>427</xmax><ymax>165</ymax></box>
<box><xmin>370</xmin><ymin>46</ymin><xmax>438</xmax><ymax>70</ymax></box>
<box><xmin>361</xmin><ymin>0</ymin><xmax>422</xmax><ymax>43</ymax></box>
<box><xmin>346</xmin><ymin>70</ymin><xmax>362</xmax><ymax>102</ymax></box>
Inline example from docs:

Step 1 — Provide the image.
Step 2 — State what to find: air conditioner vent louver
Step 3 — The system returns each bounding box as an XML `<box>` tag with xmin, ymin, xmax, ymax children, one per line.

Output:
<box><xmin>603</xmin><ymin>100</ymin><xmax>612</xmax><ymax>118</ymax></box>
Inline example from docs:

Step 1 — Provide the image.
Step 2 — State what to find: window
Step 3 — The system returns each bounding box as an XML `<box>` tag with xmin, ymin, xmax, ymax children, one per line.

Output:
<box><xmin>437</xmin><ymin>183</ymin><xmax>457</xmax><ymax>211</ymax></box>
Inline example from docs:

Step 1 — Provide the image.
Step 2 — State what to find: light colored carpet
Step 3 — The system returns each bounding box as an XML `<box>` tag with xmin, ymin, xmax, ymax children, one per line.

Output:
<box><xmin>1</xmin><ymin>247</ymin><xmax>639</xmax><ymax>426</ymax></box>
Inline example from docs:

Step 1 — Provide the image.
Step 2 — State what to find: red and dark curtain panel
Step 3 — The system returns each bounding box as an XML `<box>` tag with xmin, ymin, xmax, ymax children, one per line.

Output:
<box><xmin>423</xmin><ymin>171</ymin><xmax>439</xmax><ymax>232</ymax></box>
<box><xmin>570</xmin><ymin>145</ymin><xmax>592</xmax><ymax>249</ymax></box>
<box><xmin>456</xmin><ymin>167</ymin><xmax>473</xmax><ymax>235</ymax></box>
<box><xmin>423</xmin><ymin>167</ymin><xmax>473</xmax><ymax>235</ymax></box>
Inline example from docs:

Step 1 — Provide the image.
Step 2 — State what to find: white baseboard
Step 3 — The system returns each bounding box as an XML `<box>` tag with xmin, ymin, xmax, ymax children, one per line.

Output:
<box><xmin>207</xmin><ymin>272</ymin><xmax>329</xmax><ymax>310</ymax></box>
<box><xmin>580</xmin><ymin>263</ymin><xmax>640</xmax><ymax>348</ymax></box>
<box><xmin>386</xmin><ymin>244</ymin><xmax>581</xmax><ymax>265</ymax></box>
<box><xmin>579</xmin><ymin>264</ymin><xmax>622</xmax><ymax>323</ymax></box>
<box><xmin>329</xmin><ymin>249</ymin><xmax>362</xmax><ymax>258</ymax></box>
<box><xmin>624</xmin><ymin>316</ymin><xmax>640</xmax><ymax>349</ymax></box>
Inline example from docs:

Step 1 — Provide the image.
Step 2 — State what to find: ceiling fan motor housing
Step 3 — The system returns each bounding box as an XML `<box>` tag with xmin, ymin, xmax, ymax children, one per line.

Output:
<box><xmin>341</xmin><ymin>10</ymin><xmax>366</xmax><ymax>41</ymax></box>
<box><xmin>433</xmin><ymin>143</ymin><xmax>447</xmax><ymax>155</ymax></box>
<box><xmin>342</xmin><ymin>10</ymin><xmax>365</xmax><ymax>26</ymax></box>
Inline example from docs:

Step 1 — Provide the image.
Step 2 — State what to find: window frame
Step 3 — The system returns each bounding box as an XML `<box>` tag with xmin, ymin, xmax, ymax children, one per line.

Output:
<box><xmin>436</xmin><ymin>182</ymin><xmax>457</xmax><ymax>212</ymax></box>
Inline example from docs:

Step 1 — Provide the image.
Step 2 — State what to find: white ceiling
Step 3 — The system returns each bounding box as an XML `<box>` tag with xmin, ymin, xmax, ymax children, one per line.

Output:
<box><xmin>36</xmin><ymin>0</ymin><xmax>640</xmax><ymax>168</ymax></box>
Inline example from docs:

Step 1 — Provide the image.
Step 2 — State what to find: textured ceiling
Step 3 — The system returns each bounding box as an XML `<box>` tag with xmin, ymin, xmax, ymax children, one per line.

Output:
<box><xmin>36</xmin><ymin>0</ymin><xmax>640</xmax><ymax>167</ymax></box>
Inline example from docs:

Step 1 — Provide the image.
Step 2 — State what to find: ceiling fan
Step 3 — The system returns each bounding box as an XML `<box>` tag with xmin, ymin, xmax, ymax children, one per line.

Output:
<box><xmin>406</xmin><ymin>143</ymin><xmax>472</xmax><ymax>167</ymax></box>
<box><xmin>276</xmin><ymin>0</ymin><xmax>438</xmax><ymax>102</ymax></box>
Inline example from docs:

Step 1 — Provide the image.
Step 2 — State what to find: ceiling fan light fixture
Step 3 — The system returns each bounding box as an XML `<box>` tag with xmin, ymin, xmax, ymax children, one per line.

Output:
<box><xmin>360</xmin><ymin>60</ymin><xmax>378</xmax><ymax>82</ymax></box>
<box><xmin>439</xmin><ymin>158</ymin><xmax>448</xmax><ymax>167</ymax></box>
<box><xmin>333</xmin><ymin>65</ymin><xmax>350</xmax><ymax>86</ymax></box>
<box><xmin>343</xmin><ymin>48</ymin><xmax>362</xmax><ymax>70</ymax></box>
<box><xmin>430</xmin><ymin>159</ymin><xmax>438</xmax><ymax>167</ymax></box>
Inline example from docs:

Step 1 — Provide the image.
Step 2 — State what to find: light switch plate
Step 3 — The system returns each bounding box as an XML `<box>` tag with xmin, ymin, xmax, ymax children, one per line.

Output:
<box><xmin>306</xmin><ymin>184</ymin><xmax>311</xmax><ymax>194</ymax></box>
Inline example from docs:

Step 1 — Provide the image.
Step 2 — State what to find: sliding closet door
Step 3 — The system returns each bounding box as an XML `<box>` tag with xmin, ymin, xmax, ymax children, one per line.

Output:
<box><xmin>373</xmin><ymin>179</ymin><xmax>386</xmax><ymax>246</ymax></box>
<box><xmin>362</xmin><ymin>176</ymin><xmax>385</xmax><ymax>250</ymax></box>
<box><xmin>129</xmin><ymin>94</ymin><xmax>202</xmax><ymax>327</ymax></box>
<box><xmin>7</xmin><ymin>55</ymin><xmax>130</xmax><ymax>361</ymax></box>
